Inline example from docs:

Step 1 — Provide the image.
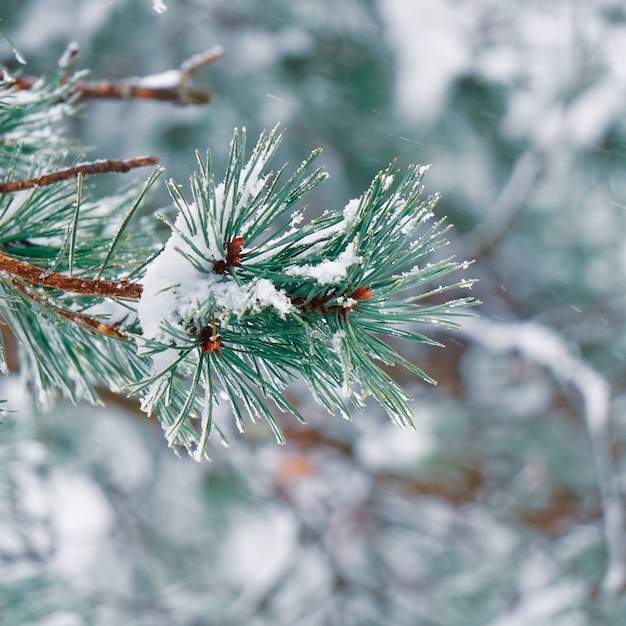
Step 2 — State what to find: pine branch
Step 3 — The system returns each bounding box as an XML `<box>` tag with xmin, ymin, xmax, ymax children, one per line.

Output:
<box><xmin>0</xmin><ymin>56</ymin><xmax>476</xmax><ymax>459</ymax></box>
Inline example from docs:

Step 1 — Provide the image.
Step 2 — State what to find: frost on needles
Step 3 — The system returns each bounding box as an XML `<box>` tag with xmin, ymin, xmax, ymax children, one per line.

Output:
<box><xmin>134</xmin><ymin>127</ymin><xmax>476</xmax><ymax>460</ymax></box>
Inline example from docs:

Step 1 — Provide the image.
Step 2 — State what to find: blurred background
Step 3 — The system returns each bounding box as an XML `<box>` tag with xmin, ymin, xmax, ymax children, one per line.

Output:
<box><xmin>2</xmin><ymin>0</ymin><xmax>626</xmax><ymax>624</ymax></box>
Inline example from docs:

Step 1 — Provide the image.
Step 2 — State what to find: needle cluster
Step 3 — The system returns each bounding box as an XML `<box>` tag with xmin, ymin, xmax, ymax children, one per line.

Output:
<box><xmin>134</xmin><ymin>128</ymin><xmax>476</xmax><ymax>459</ymax></box>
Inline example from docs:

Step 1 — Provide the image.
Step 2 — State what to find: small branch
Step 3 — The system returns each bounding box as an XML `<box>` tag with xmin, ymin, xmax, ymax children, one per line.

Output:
<box><xmin>58</xmin><ymin>41</ymin><xmax>81</xmax><ymax>83</ymax></box>
<box><xmin>0</xmin><ymin>251</ymin><xmax>143</xmax><ymax>299</ymax></box>
<box><xmin>179</xmin><ymin>46</ymin><xmax>224</xmax><ymax>80</ymax></box>
<box><xmin>1</xmin><ymin>46</ymin><xmax>222</xmax><ymax>106</ymax></box>
<box><xmin>4</xmin><ymin>76</ymin><xmax>212</xmax><ymax>106</ymax></box>
<box><xmin>74</xmin><ymin>82</ymin><xmax>211</xmax><ymax>105</ymax></box>
<box><xmin>0</xmin><ymin>156</ymin><xmax>159</xmax><ymax>194</ymax></box>
<box><xmin>70</xmin><ymin>312</ymin><xmax>128</xmax><ymax>338</ymax></box>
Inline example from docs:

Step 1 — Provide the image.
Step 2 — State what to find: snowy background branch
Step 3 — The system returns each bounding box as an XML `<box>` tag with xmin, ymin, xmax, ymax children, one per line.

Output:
<box><xmin>461</xmin><ymin>317</ymin><xmax>625</xmax><ymax>595</ymax></box>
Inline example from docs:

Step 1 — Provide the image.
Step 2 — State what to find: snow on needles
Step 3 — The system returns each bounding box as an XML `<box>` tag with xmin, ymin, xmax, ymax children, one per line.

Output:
<box><xmin>137</xmin><ymin>131</ymin><xmax>436</xmax><ymax>352</ymax></box>
<box><xmin>285</xmin><ymin>241</ymin><xmax>362</xmax><ymax>285</ymax></box>
<box><xmin>137</xmin><ymin>203</ymin><xmax>292</xmax><ymax>346</ymax></box>
<box><xmin>137</xmin><ymin>132</ymin><xmax>294</xmax><ymax>351</ymax></box>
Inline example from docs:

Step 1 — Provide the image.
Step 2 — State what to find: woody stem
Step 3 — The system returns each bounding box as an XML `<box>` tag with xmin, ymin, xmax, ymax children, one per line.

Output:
<box><xmin>0</xmin><ymin>156</ymin><xmax>160</xmax><ymax>193</ymax></box>
<box><xmin>0</xmin><ymin>251</ymin><xmax>143</xmax><ymax>299</ymax></box>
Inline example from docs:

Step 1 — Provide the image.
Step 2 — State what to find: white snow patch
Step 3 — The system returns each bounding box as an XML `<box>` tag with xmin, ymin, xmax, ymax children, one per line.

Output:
<box><xmin>357</xmin><ymin>420</ymin><xmax>435</xmax><ymax>472</ymax></box>
<box><xmin>381</xmin><ymin>175</ymin><xmax>395</xmax><ymax>192</ymax></box>
<box><xmin>219</xmin><ymin>506</ymin><xmax>297</xmax><ymax>606</ymax></box>
<box><xmin>330</xmin><ymin>330</ymin><xmax>346</xmax><ymax>354</ymax></box>
<box><xmin>342</xmin><ymin>197</ymin><xmax>361</xmax><ymax>224</ymax></box>
<box><xmin>285</xmin><ymin>241</ymin><xmax>362</xmax><ymax>285</ymax></box>
<box><xmin>49</xmin><ymin>472</ymin><xmax>113</xmax><ymax>582</ymax></box>
<box><xmin>487</xmin><ymin>581</ymin><xmax>585</xmax><ymax>626</ymax></box>
<box><xmin>138</xmin><ymin>241</ymin><xmax>209</xmax><ymax>344</ymax></box>
<box><xmin>252</xmin><ymin>278</ymin><xmax>293</xmax><ymax>316</ymax></box>
<box><xmin>153</xmin><ymin>0</ymin><xmax>168</xmax><ymax>13</ymax></box>
<box><xmin>38</xmin><ymin>614</ymin><xmax>83</xmax><ymax>626</ymax></box>
<box><xmin>57</xmin><ymin>42</ymin><xmax>78</xmax><ymax>68</ymax></box>
<box><xmin>136</xmin><ymin>70</ymin><xmax>181</xmax><ymax>89</ymax></box>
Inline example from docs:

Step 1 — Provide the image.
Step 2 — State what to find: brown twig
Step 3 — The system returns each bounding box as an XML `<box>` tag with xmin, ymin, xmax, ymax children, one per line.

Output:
<box><xmin>74</xmin><ymin>82</ymin><xmax>211</xmax><ymax>105</ymax></box>
<box><xmin>199</xmin><ymin>316</ymin><xmax>222</xmax><ymax>355</ymax></box>
<box><xmin>292</xmin><ymin>285</ymin><xmax>373</xmax><ymax>318</ymax></box>
<box><xmin>11</xmin><ymin>279</ymin><xmax>128</xmax><ymax>339</ymax></box>
<box><xmin>0</xmin><ymin>74</ymin><xmax>33</xmax><ymax>90</ymax></box>
<box><xmin>0</xmin><ymin>156</ymin><xmax>160</xmax><ymax>194</ymax></box>
<box><xmin>0</xmin><ymin>251</ymin><xmax>143</xmax><ymax>299</ymax></box>
<box><xmin>1</xmin><ymin>75</ymin><xmax>210</xmax><ymax>106</ymax></box>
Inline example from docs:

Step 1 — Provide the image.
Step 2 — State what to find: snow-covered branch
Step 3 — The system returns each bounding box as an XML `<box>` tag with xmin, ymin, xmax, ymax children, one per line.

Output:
<box><xmin>461</xmin><ymin>317</ymin><xmax>625</xmax><ymax>594</ymax></box>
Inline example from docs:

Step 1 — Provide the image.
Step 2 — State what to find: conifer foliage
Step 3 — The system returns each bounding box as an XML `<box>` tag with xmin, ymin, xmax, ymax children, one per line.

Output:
<box><xmin>0</xmin><ymin>63</ymin><xmax>476</xmax><ymax>459</ymax></box>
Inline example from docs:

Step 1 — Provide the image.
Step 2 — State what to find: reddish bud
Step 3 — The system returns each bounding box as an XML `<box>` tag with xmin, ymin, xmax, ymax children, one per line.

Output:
<box><xmin>349</xmin><ymin>286</ymin><xmax>373</xmax><ymax>301</ymax></box>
